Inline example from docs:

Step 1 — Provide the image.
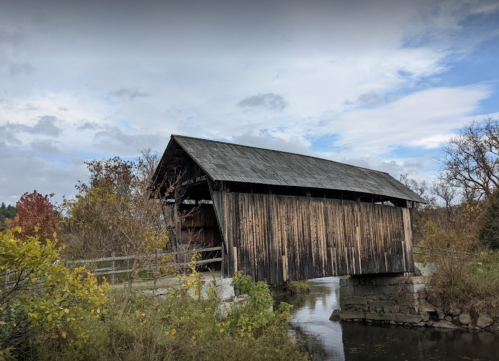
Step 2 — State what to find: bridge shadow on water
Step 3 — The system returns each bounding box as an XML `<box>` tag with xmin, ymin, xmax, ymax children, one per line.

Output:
<box><xmin>280</xmin><ymin>277</ymin><xmax>499</xmax><ymax>361</ymax></box>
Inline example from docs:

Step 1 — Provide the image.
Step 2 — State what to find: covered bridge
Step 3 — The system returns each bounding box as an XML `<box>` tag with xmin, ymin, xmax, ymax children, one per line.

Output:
<box><xmin>151</xmin><ymin>135</ymin><xmax>425</xmax><ymax>283</ymax></box>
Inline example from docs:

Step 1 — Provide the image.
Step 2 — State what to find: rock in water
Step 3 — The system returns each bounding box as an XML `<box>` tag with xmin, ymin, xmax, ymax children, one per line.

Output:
<box><xmin>477</xmin><ymin>314</ymin><xmax>493</xmax><ymax>329</ymax></box>
<box><xmin>329</xmin><ymin>309</ymin><xmax>341</xmax><ymax>321</ymax></box>
<box><xmin>458</xmin><ymin>313</ymin><xmax>471</xmax><ymax>326</ymax></box>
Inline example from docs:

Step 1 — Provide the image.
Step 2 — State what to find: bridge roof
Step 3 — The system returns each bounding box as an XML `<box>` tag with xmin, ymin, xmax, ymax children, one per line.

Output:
<box><xmin>164</xmin><ymin>135</ymin><xmax>425</xmax><ymax>202</ymax></box>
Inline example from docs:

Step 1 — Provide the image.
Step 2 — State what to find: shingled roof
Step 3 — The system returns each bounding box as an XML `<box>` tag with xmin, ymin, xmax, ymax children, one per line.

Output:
<box><xmin>164</xmin><ymin>135</ymin><xmax>425</xmax><ymax>203</ymax></box>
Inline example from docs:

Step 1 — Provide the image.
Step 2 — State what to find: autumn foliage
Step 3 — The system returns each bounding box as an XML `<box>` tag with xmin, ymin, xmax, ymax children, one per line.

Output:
<box><xmin>0</xmin><ymin>229</ymin><xmax>110</xmax><ymax>358</ymax></box>
<box><xmin>10</xmin><ymin>190</ymin><xmax>59</xmax><ymax>240</ymax></box>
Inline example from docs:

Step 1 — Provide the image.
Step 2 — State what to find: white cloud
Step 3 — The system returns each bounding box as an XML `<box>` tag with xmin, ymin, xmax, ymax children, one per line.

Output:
<box><xmin>410</xmin><ymin>134</ymin><xmax>455</xmax><ymax>149</ymax></box>
<box><xmin>318</xmin><ymin>85</ymin><xmax>492</xmax><ymax>156</ymax></box>
<box><xmin>0</xmin><ymin>0</ymin><xmax>498</xmax><ymax>203</ymax></box>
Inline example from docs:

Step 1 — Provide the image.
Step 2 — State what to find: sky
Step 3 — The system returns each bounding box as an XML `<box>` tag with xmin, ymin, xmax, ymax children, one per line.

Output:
<box><xmin>1</xmin><ymin>0</ymin><xmax>499</xmax><ymax>205</ymax></box>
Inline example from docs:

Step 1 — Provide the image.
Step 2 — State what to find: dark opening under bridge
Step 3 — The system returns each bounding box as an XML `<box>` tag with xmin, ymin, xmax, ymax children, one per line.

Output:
<box><xmin>151</xmin><ymin>135</ymin><xmax>425</xmax><ymax>284</ymax></box>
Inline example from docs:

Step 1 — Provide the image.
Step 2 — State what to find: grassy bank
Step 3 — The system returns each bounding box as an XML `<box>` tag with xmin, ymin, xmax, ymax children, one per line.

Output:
<box><xmin>17</xmin><ymin>274</ymin><xmax>308</xmax><ymax>361</ymax></box>
<box><xmin>270</xmin><ymin>280</ymin><xmax>311</xmax><ymax>298</ymax></box>
<box><xmin>427</xmin><ymin>250</ymin><xmax>499</xmax><ymax>320</ymax></box>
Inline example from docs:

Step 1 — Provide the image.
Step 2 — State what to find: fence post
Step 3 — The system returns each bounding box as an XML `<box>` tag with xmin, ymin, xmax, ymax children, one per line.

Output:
<box><xmin>111</xmin><ymin>252</ymin><xmax>115</xmax><ymax>285</ymax></box>
<box><xmin>4</xmin><ymin>269</ymin><xmax>9</xmax><ymax>287</ymax></box>
<box><xmin>154</xmin><ymin>249</ymin><xmax>159</xmax><ymax>287</ymax></box>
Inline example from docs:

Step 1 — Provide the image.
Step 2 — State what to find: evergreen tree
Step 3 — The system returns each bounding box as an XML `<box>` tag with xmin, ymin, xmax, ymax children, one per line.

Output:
<box><xmin>479</xmin><ymin>191</ymin><xmax>499</xmax><ymax>249</ymax></box>
<box><xmin>0</xmin><ymin>202</ymin><xmax>17</xmax><ymax>231</ymax></box>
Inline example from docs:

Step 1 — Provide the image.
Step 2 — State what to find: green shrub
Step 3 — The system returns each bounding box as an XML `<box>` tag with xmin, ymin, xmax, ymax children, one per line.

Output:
<box><xmin>30</xmin><ymin>273</ymin><xmax>307</xmax><ymax>361</ymax></box>
<box><xmin>0</xmin><ymin>229</ymin><xmax>109</xmax><ymax>359</ymax></box>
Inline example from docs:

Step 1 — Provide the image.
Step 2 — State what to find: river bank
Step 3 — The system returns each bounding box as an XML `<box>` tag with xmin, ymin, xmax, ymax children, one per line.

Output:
<box><xmin>331</xmin><ymin>273</ymin><xmax>499</xmax><ymax>332</ymax></box>
<box><xmin>282</xmin><ymin>277</ymin><xmax>499</xmax><ymax>361</ymax></box>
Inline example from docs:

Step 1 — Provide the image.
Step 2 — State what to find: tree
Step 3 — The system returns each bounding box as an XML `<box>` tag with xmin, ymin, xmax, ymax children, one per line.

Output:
<box><xmin>10</xmin><ymin>191</ymin><xmax>58</xmax><ymax>241</ymax></box>
<box><xmin>61</xmin><ymin>151</ymin><xmax>171</xmax><ymax>315</ymax></box>
<box><xmin>399</xmin><ymin>174</ymin><xmax>480</xmax><ymax>248</ymax></box>
<box><xmin>440</xmin><ymin>118</ymin><xmax>499</xmax><ymax>201</ymax></box>
<box><xmin>0</xmin><ymin>229</ymin><xmax>109</xmax><ymax>357</ymax></box>
<box><xmin>399</xmin><ymin>174</ymin><xmax>438</xmax><ymax>243</ymax></box>
<box><xmin>432</xmin><ymin>180</ymin><xmax>457</xmax><ymax>221</ymax></box>
<box><xmin>0</xmin><ymin>203</ymin><xmax>17</xmax><ymax>231</ymax></box>
<box><xmin>61</xmin><ymin>153</ymin><xmax>167</xmax><ymax>258</ymax></box>
<box><xmin>479</xmin><ymin>190</ymin><xmax>499</xmax><ymax>249</ymax></box>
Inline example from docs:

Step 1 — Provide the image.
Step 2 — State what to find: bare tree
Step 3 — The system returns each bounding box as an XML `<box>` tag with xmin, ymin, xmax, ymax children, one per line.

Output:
<box><xmin>399</xmin><ymin>174</ymin><xmax>436</xmax><ymax>208</ymax></box>
<box><xmin>432</xmin><ymin>180</ymin><xmax>457</xmax><ymax>221</ymax></box>
<box><xmin>440</xmin><ymin>118</ymin><xmax>499</xmax><ymax>201</ymax></box>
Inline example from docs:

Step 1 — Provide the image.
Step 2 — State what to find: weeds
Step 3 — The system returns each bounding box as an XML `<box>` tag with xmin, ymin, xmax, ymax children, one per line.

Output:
<box><xmin>417</xmin><ymin>220</ymin><xmax>499</xmax><ymax>319</ymax></box>
<box><xmin>429</xmin><ymin>250</ymin><xmax>499</xmax><ymax>318</ymax></box>
<box><xmin>288</xmin><ymin>281</ymin><xmax>311</xmax><ymax>295</ymax></box>
<box><xmin>25</xmin><ymin>273</ymin><xmax>307</xmax><ymax>361</ymax></box>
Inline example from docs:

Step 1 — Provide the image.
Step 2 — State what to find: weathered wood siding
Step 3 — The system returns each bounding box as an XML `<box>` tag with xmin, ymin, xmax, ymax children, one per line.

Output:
<box><xmin>212</xmin><ymin>191</ymin><xmax>414</xmax><ymax>283</ymax></box>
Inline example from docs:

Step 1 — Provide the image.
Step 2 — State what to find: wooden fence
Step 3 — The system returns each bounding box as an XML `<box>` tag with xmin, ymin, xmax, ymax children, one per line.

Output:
<box><xmin>413</xmin><ymin>244</ymin><xmax>475</xmax><ymax>257</ymax></box>
<box><xmin>66</xmin><ymin>246</ymin><xmax>224</xmax><ymax>284</ymax></box>
<box><xmin>3</xmin><ymin>246</ymin><xmax>223</xmax><ymax>287</ymax></box>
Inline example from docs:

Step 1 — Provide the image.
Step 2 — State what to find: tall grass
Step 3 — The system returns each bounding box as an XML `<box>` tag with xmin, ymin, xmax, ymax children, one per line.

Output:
<box><xmin>428</xmin><ymin>250</ymin><xmax>499</xmax><ymax>318</ymax></box>
<box><xmin>29</xmin><ymin>281</ymin><xmax>308</xmax><ymax>361</ymax></box>
<box><xmin>418</xmin><ymin>221</ymin><xmax>499</xmax><ymax>318</ymax></box>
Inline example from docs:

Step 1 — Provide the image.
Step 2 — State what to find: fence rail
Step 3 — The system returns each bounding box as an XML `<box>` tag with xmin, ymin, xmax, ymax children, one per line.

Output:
<box><xmin>413</xmin><ymin>244</ymin><xmax>476</xmax><ymax>256</ymax></box>
<box><xmin>65</xmin><ymin>246</ymin><xmax>223</xmax><ymax>265</ymax></box>
<box><xmin>3</xmin><ymin>246</ymin><xmax>224</xmax><ymax>287</ymax></box>
<box><xmin>66</xmin><ymin>246</ymin><xmax>224</xmax><ymax>284</ymax></box>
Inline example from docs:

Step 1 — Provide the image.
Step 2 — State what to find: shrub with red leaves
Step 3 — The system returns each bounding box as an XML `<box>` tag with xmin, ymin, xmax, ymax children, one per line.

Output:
<box><xmin>10</xmin><ymin>190</ymin><xmax>59</xmax><ymax>240</ymax></box>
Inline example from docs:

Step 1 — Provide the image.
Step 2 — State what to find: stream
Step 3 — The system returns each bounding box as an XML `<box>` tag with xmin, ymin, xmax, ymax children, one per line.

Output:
<box><xmin>282</xmin><ymin>277</ymin><xmax>499</xmax><ymax>361</ymax></box>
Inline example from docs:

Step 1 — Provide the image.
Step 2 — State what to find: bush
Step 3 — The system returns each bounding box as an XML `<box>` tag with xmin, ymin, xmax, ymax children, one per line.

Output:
<box><xmin>0</xmin><ymin>228</ymin><xmax>110</xmax><ymax>358</ymax></box>
<box><xmin>429</xmin><ymin>250</ymin><xmax>499</xmax><ymax>318</ymax></box>
<box><xmin>415</xmin><ymin>220</ymin><xmax>481</xmax><ymax>263</ymax></box>
<box><xmin>1</xmin><ymin>226</ymin><xmax>305</xmax><ymax>360</ymax></box>
<box><xmin>417</xmin><ymin>220</ymin><xmax>499</xmax><ymax>318</ymax></box>
<box><xmin>32</xmin><ymin>277</ymin><xmax>307</xmax><ymax>361</ymax></box>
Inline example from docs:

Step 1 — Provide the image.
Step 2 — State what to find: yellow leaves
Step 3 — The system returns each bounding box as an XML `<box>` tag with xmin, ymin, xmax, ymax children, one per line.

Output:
<box><xmin>165</xmin><ymin>328</ymin><xmax>177</xmax><ymax>337</ymax></box>
<box><xmin>0</xmin><ymin>230</ymin><xmax>110</xmax><ymax>343</ymax></box>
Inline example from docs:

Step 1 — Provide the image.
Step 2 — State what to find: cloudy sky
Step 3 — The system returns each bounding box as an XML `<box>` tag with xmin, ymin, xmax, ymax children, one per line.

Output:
<box><xmin>1</xmin><ymin>0</ymin><xmax>499</xmax><ymax>205</ymax></box>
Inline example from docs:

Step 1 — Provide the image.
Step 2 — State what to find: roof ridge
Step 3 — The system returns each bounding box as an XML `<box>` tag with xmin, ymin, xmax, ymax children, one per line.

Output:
<box><xmin>172</xmin><ymin>134</ymin><xmax>390</xmax><ymax>176</ymax></box>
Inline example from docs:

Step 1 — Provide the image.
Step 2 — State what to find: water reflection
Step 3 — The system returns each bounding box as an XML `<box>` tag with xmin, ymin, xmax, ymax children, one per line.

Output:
<box><xmin>282</xmin><ymin>277</ymin><xmax>499</xmax><ymax>361</ymax></box>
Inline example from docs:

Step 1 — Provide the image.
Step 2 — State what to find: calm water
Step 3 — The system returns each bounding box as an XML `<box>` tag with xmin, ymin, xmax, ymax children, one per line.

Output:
<box><xmin>284</xmin><ymin>277</ymin><xmax>499</xmax><ymax>361</ymax></box>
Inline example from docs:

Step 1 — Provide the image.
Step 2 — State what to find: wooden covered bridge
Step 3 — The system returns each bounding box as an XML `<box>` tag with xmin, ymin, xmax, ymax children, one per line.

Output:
<box><xmin>151</xmin><ymin>135</ymin><xmax>425</xmax><ymax>284</ymax></box>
